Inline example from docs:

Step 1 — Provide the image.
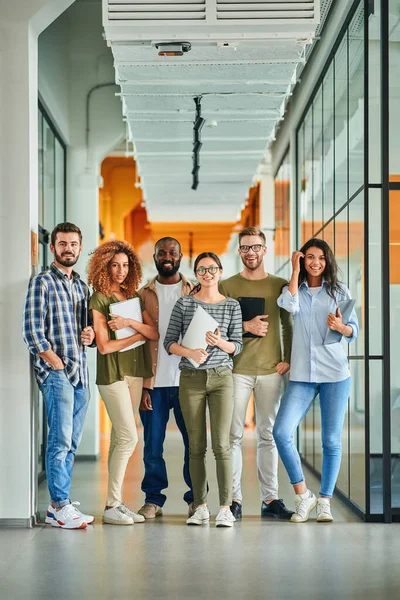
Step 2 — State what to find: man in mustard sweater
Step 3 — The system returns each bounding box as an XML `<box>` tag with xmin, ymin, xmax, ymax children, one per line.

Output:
<box><xmin>219</xmin><ymin>226</ymin><xmax>293</xmax><ymax>520</ymax></box>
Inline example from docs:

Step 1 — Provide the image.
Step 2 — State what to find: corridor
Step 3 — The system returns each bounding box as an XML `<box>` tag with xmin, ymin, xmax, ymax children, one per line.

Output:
<box><xmin>1</xmin><ymin>429</ymin><xmax>399</xmax><ymax>600</ymax></box>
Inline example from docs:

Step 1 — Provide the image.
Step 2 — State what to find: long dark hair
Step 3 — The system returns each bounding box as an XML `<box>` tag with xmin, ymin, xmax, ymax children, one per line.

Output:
<box><xmin>298</xmin><ymin>238</ymin><xmax>343</xmax><ymax>300</ymax></box>
<box><xmin>190</xmin><ymin>252</ymin><xmax>223</xmax><ymax>295</ymax></box>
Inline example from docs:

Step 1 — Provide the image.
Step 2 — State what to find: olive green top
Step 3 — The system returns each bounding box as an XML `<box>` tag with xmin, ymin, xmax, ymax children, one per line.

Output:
<box><xmin>90</xmin><ymin>291</ymin><xmax>153</xmax><ymax>385</ymax></box>
<box><xmin>219</xmin><ymin>273</ymin><xmax>293</xmax><ymax>376</ymax></box>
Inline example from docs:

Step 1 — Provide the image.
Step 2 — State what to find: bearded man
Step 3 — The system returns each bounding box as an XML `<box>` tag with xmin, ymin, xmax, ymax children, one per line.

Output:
<box><xmin>219</xmin><ymin>227</ymin><xmax>294</xmax><ymax>521</ymax></box>
<box><xmin>136</xmin><ymin>237</ymin><xmax>195</xmax><ymax>519</ymax></box>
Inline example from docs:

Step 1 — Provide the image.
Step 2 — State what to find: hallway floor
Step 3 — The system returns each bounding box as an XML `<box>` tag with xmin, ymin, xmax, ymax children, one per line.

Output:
<box><xmin>1</xmin><ymin>430</ymin><xmax>400</xmax><ymax>600</ymax></box>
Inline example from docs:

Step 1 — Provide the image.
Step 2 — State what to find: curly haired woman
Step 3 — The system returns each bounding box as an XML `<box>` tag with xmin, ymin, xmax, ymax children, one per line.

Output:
<box><xmin>88</xmin><ymin>241</ymin><xmax>159</xmax><ymax>526</ymax></box>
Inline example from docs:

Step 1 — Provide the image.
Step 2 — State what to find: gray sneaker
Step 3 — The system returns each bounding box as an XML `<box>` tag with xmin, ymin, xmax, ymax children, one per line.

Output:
<box><xmin>137</xmin><ymin>503</ymin><xmax>163</xmax><ymax>519</ymax></box>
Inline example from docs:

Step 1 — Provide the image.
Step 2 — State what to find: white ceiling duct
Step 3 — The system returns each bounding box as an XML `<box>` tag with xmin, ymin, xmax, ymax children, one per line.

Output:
<box><xmin>103</xmin><ymin>0</ymin><xmax>323</xmax><ymax>223</ymax></box>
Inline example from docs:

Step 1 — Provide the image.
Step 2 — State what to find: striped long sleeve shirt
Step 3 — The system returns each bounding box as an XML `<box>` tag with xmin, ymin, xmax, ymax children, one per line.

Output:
<box><xmin>23</xmin><ymin>263</ymin><xmax>91</xmax><ymax>387</ymax></box>
<box><xmin>164</xmin><ymin>296</ymin><xmax>243</xmax><ymax>370</ymax></box>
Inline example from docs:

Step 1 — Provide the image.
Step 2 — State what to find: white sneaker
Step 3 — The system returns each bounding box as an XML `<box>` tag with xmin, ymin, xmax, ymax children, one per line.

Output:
<box><xmin>316</xmin><ymin>497</ymin><xmax>333</xmax><ymax>522</ymax></box>
<box><xmin>290</xmin><ymin>490</ymin><xmax>317</xmax><ymax>523</ymax></box>
<box><xmin>50</xmin><ymin>503</ymin><xmax>87</xmax><ymax>529</ymax></box>
<box><xmin>103</xmin><ymin>505</ymin><xmax>134</xmax><ymax>526</ymax></box>
<box><xmin>215</xmin><ymin>508</ymin><xmax>236</xmax><ymax>528</ymax></box>
<box><xmin>46</xmin><ymin>502</ymin><xmax>94</xmax><ymax>525</ymax></box>
<box><xmin>119</xmin><ymin>503</ymin><xmax>145</xmax><ymax>523</ymax></box>
<box><xmin>186</xmin><ymin>505</ymin><xmax>210</xmax><ymax>526</ymax></box>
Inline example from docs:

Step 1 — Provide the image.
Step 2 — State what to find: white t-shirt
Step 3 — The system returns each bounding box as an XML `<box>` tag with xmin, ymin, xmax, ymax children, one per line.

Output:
<box><xmin>154</xmin><ymin>280</ymin><xmax>183</xmax><ymax>387</ymax></box>
<box><xmin>309</xmin><ymin>286</ymin><xmax>322</xmax><ymax>296</ymax></box>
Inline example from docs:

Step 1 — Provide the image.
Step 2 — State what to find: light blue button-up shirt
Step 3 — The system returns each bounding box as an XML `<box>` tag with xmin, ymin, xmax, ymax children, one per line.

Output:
<box><xmin>277</xmin><ymin>281</ymin><xmax>358</xmax><ymax>383</ymax></box>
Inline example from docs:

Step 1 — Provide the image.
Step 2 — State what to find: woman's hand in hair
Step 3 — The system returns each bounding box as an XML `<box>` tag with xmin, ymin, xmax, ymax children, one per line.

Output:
<box><xmin>189</xmin><ymin>348</ymin><xmax>208</xmax><ymax>365</ymax></box>
<box><xmin>291</xmin><ymin>251</ymin><xmax>304</xmax><ymax>273</ymax></box>
<box><xmin>205</xmin><ymin>328</ymin><xmax>222</xmax><ymax>348</ymax></box>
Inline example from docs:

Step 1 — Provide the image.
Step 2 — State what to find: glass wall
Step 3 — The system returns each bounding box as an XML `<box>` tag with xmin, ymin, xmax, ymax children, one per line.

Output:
<box><xmin>274</xmin><ymin>151</ymin><xmax>291</xmax><ymax>280</ymax></box>
<box><xmin>274</xmin><ymin>0</ymin><xmax>400</xmax><ymax>521</ymax></box>
<box><xmin>38</xmin><ymin>102</ymin><xmax>66</xmax><ymax>240</ymax></box>
<box><xmin>295</xmin><ymin>1</ymin><xmax>366</xmax><ymax>512</ymax></box>
<box><xmin>389</xmin><ymin>0</ymin><xmax>400</xmax><ymax>511</ymax></box>
<box><xmin>37</xmin><ymin>103</ymin><xmax>66</xmax><ymax>480</ymax></box>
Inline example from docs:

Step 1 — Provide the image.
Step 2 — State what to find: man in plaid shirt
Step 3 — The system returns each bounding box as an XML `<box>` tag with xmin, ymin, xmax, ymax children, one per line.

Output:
<box><xmin>23</xmin><ymin>222</ymin><xmax>95</xmax><ymax>530</ymax></box>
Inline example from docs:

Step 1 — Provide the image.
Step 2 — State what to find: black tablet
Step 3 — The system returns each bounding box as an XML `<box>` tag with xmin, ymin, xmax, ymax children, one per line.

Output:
<box><xmin>238</xmin><ymin>297</ymin><xmax>266</xmax><ymax>338</ymax></box>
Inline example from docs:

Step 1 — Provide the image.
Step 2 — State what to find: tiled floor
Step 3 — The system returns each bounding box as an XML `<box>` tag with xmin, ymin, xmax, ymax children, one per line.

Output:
<box><xmin>1</xmin><ymin>429</ymin><xmax>399</xmax><ymax>600</ymax></box>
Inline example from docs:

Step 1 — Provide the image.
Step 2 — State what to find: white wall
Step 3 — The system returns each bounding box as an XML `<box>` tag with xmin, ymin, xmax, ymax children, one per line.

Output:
<box><xmin>0</xmin><ymin>0</ymin><xmax>75</xmax><ymax>524</ymax></box>
<box><xmin>37</xmin><ymin>2</ymin><xmax>126</xmax><ymax>458</ymax></box>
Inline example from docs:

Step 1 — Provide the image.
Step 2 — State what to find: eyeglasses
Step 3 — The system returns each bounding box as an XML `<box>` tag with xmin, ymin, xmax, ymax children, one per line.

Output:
<box><xmin>239</xmin><ymin>244</ymin><xmax>265</xmax><ymax>253</ymax></box>
<box><xmin>195</xmin><ymin>266</ymin><xmax>220</xmax><ymax>276</ymax></box>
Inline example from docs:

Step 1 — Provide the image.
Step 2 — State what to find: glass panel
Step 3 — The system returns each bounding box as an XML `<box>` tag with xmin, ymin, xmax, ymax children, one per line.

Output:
<box><xmin>334</xmin><ymin>36</ymin><xmax>349</xmax><ymax>212</ymax></box>
<box><xmin>368</xmin><ymin>1</ymin><xmax>381</xmax><ymax>183</ymax></box>
<box><xmin>297</xmin><ymin>122</ymin><xmax>304</xmax><ymax>247</ymax></box>
<box><xmin>55</xmin><ymin>138</ymin><xmax>65</xmax><ymax>224</ymax></box>
<box><xmin>313</xmin><ymin>89</ymin><xmax>323</xmax><ymax>232</ymax></box>
<box><xmin>300</xmin><ymin>109</ymin><xmax>313</xmax><ymax>246</ymax></box>
<box><xmin>335</xmin><ymin>207</ymin><xmax>349</xmax><ymax>289</ymax></box>
<box><xmin>370</xmin><ymin>360</ymin><xmax>383</xmax><ymax>514</ymax></box>
<box><xmin>38</xmin><ymin>110</ymin><xmax>44</xmax><ymax>226</ymax></box>
<box><xmin>274</xmin><ymin>151</ymin><xmax>291</xmax><ymax>275</ymax></box>
<box><xmin>348</xmin><ymin>2</ymin><xmax>365</xmax><ymax>198</ymax></box>
<box><xmin>349</xmin><ymin>359</ymin><xmax>365</xmax><ymax>510</ymax></box>
<box><xmin>390</xmin><ymin>185</ymin><xmax>400</xmax><ymax>507</ymax></box>
<box><xmin>323</xmin><ymin>64</ymin><xmax>335</xmax><ymax>223</ymax></box>
<box><xmin>43</xmin><ymin>120</ymin><xmax>55</xmax><ymax>232</ymax></box>
<box><xmin>369</xmin><ymin>189</ymin><xmax>382</xmax><ymax>355</ymax></box>
<box><xmin>348</xmin><ymin>190</ymin><xmax>364</xmax><ymax>357</ymax></box>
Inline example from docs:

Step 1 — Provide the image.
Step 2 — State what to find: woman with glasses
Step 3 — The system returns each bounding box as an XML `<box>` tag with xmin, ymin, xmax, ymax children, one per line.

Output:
<box><xmin>164</xmin><ymin>252</ymin><xmax>243</xmax><ymax>527</ymax></box>
<box><xmin>273</xmin><ymin>238</ymin><xmax>358</xmax><ymax>523</ymax></box>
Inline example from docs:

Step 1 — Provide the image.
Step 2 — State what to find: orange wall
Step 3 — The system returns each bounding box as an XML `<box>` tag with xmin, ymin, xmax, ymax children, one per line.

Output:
<box><xmin>99</xmin><ymin>157</ymin><xmax>261</xmax><ymax>258</ymax></box>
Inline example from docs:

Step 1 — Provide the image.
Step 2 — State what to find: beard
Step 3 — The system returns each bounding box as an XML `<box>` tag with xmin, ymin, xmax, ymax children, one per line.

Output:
<box><xmin>155</xmin><ymin>259</ymin><xmax>181</xmax><ymax>278</ymax></box>
<box><xmin>54</xmin><ymin>250</ymin><xmax>80</xmax><ymax>268</ymax></box>
<box><xmin>241</xmin><ymin>254</ymin><xmax>264</xmax><ymax>271</ymax></box>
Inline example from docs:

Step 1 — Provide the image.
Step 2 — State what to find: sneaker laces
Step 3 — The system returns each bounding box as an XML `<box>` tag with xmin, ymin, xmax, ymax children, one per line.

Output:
<box><xmin>217</xmin><ymin>508</ymin><xmax>233</xmax><ymax>522</ymax></box>
<box><xmin>120</xmin><ymin>503</ymin><xmax>139</xmax><ymax>518</ymax></box>
<box><xmin>60</xmin><ymin>503</ymin><xmax>82</xmax><ymax>520</ymax></box>
<box><xmin>294</xmin><ymin>498</ymin><xmax>310</xmax><ymax>519</ymax></box>
<box><xmin>117</xmin><ymin>504</ymin><xmax>132</xmax><ymax>516</ymax></box>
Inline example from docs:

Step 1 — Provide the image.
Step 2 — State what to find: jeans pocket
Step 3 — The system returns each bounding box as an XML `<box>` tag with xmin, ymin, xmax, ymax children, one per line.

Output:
<box><xmin>180</xmin><ymin>369</ymin><xmax>195</xmax><ymax>378</ymax></box>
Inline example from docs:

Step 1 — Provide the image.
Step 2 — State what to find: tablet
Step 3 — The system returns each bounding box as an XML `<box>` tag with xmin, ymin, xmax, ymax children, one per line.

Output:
<box><xmin>324</xmin><ymin>299</ymin><xmax>356</xmax><ymax>345</ymax></box>
<box><xmin>238</xmin><ymin>297</ymin><xmax>266</xmax><ymax>338</ymax></box>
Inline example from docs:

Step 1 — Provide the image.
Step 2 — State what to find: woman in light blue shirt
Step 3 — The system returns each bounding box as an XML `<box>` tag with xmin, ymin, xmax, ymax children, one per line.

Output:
<box><xmin>273</xmin><ymin>238</ymin><xmax>358</xmax><ymax>524</ymax></box>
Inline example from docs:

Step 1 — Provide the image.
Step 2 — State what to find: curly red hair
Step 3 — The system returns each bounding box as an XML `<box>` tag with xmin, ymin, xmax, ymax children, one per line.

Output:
<box><xmin>87</xmin><ymin>240</ymin><xmax>142</xmax><ymax>298</ymax></box>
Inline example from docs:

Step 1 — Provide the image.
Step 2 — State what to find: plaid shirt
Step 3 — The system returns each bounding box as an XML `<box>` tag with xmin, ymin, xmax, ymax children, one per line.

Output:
<box><xmin>23</xmin><ymin>263</ymin><xmax>90</xmax><ymax>388</ymax></box>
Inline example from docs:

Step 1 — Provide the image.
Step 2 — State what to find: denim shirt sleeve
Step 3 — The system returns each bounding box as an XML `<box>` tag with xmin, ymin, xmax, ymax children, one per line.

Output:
<box><xmin>277</xmin><ymin>285</ymin><xmax>300</xmax><ymax>315</ymax></box>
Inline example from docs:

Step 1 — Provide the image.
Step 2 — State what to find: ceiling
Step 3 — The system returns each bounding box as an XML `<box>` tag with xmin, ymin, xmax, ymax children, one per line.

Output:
<box><xmin>103</xmin><ymin>1</ymin><xmax>329</xmax><ymax>223</ymax></box>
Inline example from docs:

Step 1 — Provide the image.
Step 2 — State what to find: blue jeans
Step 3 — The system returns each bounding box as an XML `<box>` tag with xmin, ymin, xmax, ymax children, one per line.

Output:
<box><xmin>273</xmin><ymin>378</ymin><xmax>351</xmax><ymax>498</ymax></box>
<box><xmin>39</xmin><ymin>370</ymin><xmax>89</xmax><ymax>507</ymax></box>
<box><xmin>140</xmin><ymin>387</ymin><xmax>193</xmax><ymax>507</ymax></box>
